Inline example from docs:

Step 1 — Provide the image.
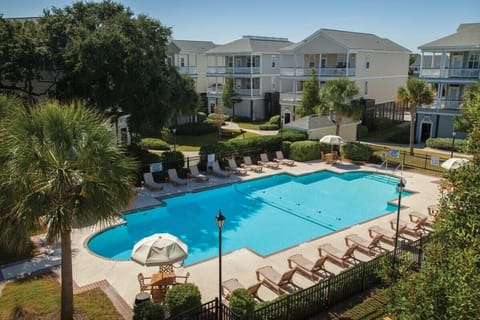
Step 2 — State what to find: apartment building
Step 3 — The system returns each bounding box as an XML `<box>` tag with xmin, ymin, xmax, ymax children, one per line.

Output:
<box><xmin>205</xmin><ymin>36</ymin><xmax>292</xmax><ymax>120</ymax></box>
<box><xmin>167</xmin><ymin>40</ymin><xmax>217</xmax><ymax>94</ymax></box>
<box><xmin>278</xmin><ymin>28</ymin><xmax>410</xmax><ymax>126</ymax></box>
<box><xmin>416</xmin><ymin>23</ymin><xmax>480</xmax><ymax>141</ymax></box>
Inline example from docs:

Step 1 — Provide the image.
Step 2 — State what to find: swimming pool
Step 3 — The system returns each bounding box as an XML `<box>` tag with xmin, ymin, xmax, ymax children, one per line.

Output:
<box><xmin>88</xmin><ymin>171</ymin><xmax>408</xmax><ymax>265</ymax></box>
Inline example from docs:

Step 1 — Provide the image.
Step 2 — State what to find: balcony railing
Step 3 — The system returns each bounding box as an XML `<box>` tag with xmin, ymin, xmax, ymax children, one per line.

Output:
<box><xmin>280</xmin><ymin>92</ymin><xmax>303</xmax><ymax>103</ymax></box>
<box><xmin>420</xmin><ymin>68</ymin><xmax>480</xmax><ymax>78</ymax></box>
<box><xmin>280</xmin><ymin>67</ymin><xmax>356</xmax><ymax>77</ymax></box>
<box><xmin>178</xmin><ymin>66</ymin><xmax>197</xmax><ymax>75</ymax></box>
<box><xmin>422</xmin><ymin>99</ymin><xmax>463</xmax><ymax>110</ymax></box>
<box><xmin>206</xmin><ymin>66</ymin><xmax>260</xmax><ymax>75</ymax></box>
<box><xmin>207</xmin><ymin>88</ymin><xmax>261</xmax><ymax>96</ymax></box>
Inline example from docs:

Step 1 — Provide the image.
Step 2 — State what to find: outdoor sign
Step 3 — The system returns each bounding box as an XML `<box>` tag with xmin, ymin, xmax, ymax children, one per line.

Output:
<box><xmin>389</xmin><ymin>149</ymin><xmax>400</xmax><ymax>158</ymax></box>
<box><xmin>150</xmin><ymin>162</ymin><xmax>162</xmax><ymax>173</ymax></box>
<box><xmin>207</xmin><ymin>154</ymin><xmax>215</xmax><ymax>169</ymax></box>
<box><xmin>430</xmin><ymin>157</ymin><xmax>440</xmax><ymax>166</ymax></box>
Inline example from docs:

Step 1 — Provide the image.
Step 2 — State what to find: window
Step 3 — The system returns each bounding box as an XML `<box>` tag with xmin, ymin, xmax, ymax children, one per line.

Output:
<box><xmin>364</xmin><ymin>81</ymin><xmax>368</xmax><ymax>95</ymax></box>
<box><xmin>167</xmin><ymin>57</ymin><xmax>172</xmax><ymax>65</ymax></box>
<box><xmin>468</xmin><ymin>54</ymin><xmax>479</xmax><ymax>68</ymax></box>
<box><xmin>365</xmin><ymin>54</ymin><xmax>370</xmax><ymax>69</ymax></box>
<box><xmin>180</xmin><ymin>57</ymin><xmax>185</xmax><ymax>67</ymax></box>
<box><xmin>271</xmin><ymin>77</ymin><xmax>276</xmax><ymax>90</ymax></box>
<box><xmin>321</xmin><ymin>57</ymin><xmax>327</xmax><ymax>68</ymax></box>
<box><xmin>272</xmin><ymin>55</ymin><xmax>276</xmax><ymax>68</ymax></box>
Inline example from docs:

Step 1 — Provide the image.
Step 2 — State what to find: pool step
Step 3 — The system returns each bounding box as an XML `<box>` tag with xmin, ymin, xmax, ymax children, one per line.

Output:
<box><xmin>365</xmin><ymin>174</ymin><xmax>397</xmax><ymax>185</ymax></box>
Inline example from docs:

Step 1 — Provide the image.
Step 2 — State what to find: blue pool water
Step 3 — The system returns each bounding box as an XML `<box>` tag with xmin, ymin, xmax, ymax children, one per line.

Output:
<box><xmin>88</xmin><ymin>171</ymin><xmax>409</xmax><ymax>265</ymax></box>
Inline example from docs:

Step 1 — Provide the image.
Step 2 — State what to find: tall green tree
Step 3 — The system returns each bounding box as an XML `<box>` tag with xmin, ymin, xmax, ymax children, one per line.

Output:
<box><xmin>298</xmin><ymin>69</ymin><xmax>320</xmax><ymax>117</ymax></box>
<box><xmin>455</xmin><ymin>81</ymin><xmax>480</xmax><ymax>135</ymax></box>
<box><xmin>319</xmin><ymin>78</ymin><xmax>361</xmax><ymax>135</ymax></box>
<box><xmin>396</xmin><ymin>78</ymin><xmax>434</xmax><ymax>155</ymax></box>
<box><xmin>222</xmin><ymin>74</ymin><xmax>241</xmax><ymax>121</ymax></box>
<box><xmin>0</xmin><ymin>97</ymin><xmax>136</xmax><ymax>320</ymax></box>
<box><xmin>168</xmin><ymin>68</ymin><xmax>199</xmax><ymax>125</ymax></box>
<box><xmin>0</xmin><ymin>17</ymin><xmax>51</xmax><ymax>97</ymax></box>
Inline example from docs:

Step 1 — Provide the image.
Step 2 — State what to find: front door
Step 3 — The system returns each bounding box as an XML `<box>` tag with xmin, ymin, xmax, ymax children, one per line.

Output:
<box><xmin>284</xmin><ymin>112</ymin><xmax>291</xmax><ymax>125</ymax></box>
<box><xmin>421</xmin><ymin>122</ymin><xmax>432</xmax><ymax>142</ymax></box>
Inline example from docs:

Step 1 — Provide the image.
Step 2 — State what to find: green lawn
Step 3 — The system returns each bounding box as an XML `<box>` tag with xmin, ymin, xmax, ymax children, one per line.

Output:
<box><xmin>174</xmin><ymin>131</ymin><xmax>259</xmax><ymax>152</ymax></box>
<box><xmin>0</xmin><ymin>275</ymin><xmax>122</xmax><ymax>319</ymax></box>
<box><xmin>235</xmin><ymin>121</ymin><xmax>266</xmax><ymax>130</ymax></box>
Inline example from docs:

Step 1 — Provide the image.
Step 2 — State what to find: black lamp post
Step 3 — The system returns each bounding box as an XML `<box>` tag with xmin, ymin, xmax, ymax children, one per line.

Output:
<box><xmin>172</xmin><ymin>128</ymin><xmax>177</xmax><ymax>164</ymax></box>
<box><xmin>451</xmin><ymin>131</ymin><xmax>456</xmax><ymax>158</ymax></box>
<box><xmin>215</xmin><ymin>210</ymin><xmax>226</xmax><ymax>317</ymax></box>
<box><xmin>392</xmin><ymin>179</ymin><xmax>406</xmax><ymax>277</ymax></box>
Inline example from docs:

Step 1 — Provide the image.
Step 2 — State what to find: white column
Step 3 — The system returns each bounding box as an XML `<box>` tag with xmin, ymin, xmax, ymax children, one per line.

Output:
<box><xmin>419</xmin><ymin>52</ymin><xmax>424</xmax><ymax>77</ymax></box>
<box><xmin>346</xmin><ymin>51</ymin><xmax>350</xmax><ymax>77</ymax></box>
<box><xmin>437</xmin><ymin>83</ymin><xmax>443</xmax><ymax>110</ymax></box>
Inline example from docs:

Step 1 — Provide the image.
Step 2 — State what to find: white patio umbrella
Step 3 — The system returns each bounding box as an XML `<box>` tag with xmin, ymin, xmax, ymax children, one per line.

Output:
<box><xmin>441</xmin><ymin>158</ymin><xmax>470</xmax><ymax>170</ymax></box>
<box><xmin>320</xmin><ymin>135</ymin><xmax>344</xmax><ymax>152</ymax></box>
<box><xmin>131</xmin><ymin>233</ymin><xmax>188</xmax><ymax>267</ymax></box>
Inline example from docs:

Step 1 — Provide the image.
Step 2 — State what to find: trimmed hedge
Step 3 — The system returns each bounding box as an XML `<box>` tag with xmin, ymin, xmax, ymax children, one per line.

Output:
<box><xmin>165</xmin><ymin>283</ymin><xmax>202</xmax><ymax>317</ymax></box>
<box><xmin>281</xmin><ymin>141</ymin><xmax>292</xmax><ymax>158</ymax></box>
<box><xmin>289</xmin><ymin>141</ymin><xmax>322</xmax><ymax>161</ymax></box>
<box><xmin>277</xmin><ymin>128</ymin><xmax>308</xmax><ymax>142</ymax></box>
<box><xmin>133</xmin><ymin>301</ymin><xmax>165</xmax><ymax>320</ymax></box>
<box><xmin>426</xmin><ymin>137</ymin><xmax>467</xmax><ymax>152</ymax></box>
<box><xmin>259</xmin><ymin>123</ymin><xmax>279</xmax><ymax>130</ymax></box>
<box><xmin>229</xmin><ymin>288</ymin><xmax>255</xmax><ymax>316</ymax></box>
<box><xmin>199</xmin><ymin>135</ymin><xmax>283</xmax><ymax>159</ymax></box>
<box><xmin>341</xmin><ymin>142</ymin><xmax>373</xmax><ymax>162</ymax></box>
<box><xmin>139</xmin><ymin>138</ymin><xmax>170</xmax><ymax>150</ymax></box>
<box><xmin>387</xmin><ymin>125</ymin><xmax>410</xmax><ymax>144</ymax></box>
<box><xmin>175</xmin><ymin>122</ymin><xmax>217</xmax><ymax>135</ymax></box>
<box><xmin>372</xmin><ymin>117</ymin><xmax>393</xmax><ymax>131</ymax></box>
<box><xmin>357</xmin><ymin>125</ymin><xmax>369</xmax><ymax>139</ymax></box>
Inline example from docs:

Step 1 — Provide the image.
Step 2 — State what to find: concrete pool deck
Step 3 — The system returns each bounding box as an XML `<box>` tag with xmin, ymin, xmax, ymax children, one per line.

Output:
<box><xmin>69</xmin><ymin>159</ymin><xmax>441</xmax><ymax>310</ymax></box>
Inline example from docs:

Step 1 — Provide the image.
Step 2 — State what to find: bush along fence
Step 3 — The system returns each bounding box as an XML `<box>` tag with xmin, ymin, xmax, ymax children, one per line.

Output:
<box><xmin>166</xmin><ymin>234</ymin><xmax>430</xmax><ymax>320</ymax></box>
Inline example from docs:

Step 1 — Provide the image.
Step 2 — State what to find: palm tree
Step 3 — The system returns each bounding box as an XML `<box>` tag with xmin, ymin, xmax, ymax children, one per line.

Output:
<box><xmin>319</xmin><ymin>78</ymin><xmax>361</xmax><ymax>136</ymax></box>
<box><xmin>396</xmin><ymin>78</ymin><xmax>434</xmax><ymax>155</ymax></box>
<box><xmin>0</xmin><ymin>98</ymin><xmax>136</xmax><ymax>320</ymax></box>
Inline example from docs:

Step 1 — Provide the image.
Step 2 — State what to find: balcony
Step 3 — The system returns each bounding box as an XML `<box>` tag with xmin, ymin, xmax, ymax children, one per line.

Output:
<box><xmin>207</xmin><ymin>66</ymin><xmax>261</xmax><ymax>75</ymax></box>
<box><xmin>207</xmin><ymin>88</ymin><xmax>261</xmax><ymax>97</ymax></box>
<box><xmin>280</xmin><ymin>92</ymin><xmax>303</xmax><ymax>103</ymax></box>
<box><xmin>421</xmin><ymin>99</ymin><xmax>463</xmax><ymax>110</ymax></box>
<box><xmin>178</xmin><ymin>66</ymin><xmax>197</xmax><ymax>75</ymax></box>
<box><xmin>420</xmin><ymin>68</ymin><xmax>480</xmax><ymax>78</ymax></box>
<box><xmin>280</xmin><ymin>67</ymin><xmax>356</xmax><ymax>77</ymax></box>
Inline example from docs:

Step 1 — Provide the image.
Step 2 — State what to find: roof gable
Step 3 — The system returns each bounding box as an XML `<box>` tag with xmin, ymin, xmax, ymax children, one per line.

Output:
<box><xmin>207</xmin><ymin>36</ymin><xmax>291</xmax><ymax>55</ymax></box>
<box><xmin>419</xmin><ymin>23</ymin><xmax>480</xmax><ymax>50</ymax></box>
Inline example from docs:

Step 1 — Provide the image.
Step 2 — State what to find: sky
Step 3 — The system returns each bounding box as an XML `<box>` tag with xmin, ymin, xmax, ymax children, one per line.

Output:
<box><xmin>1</xmin><ymin>0</ymin><xmax>479</xmax><ymax>53</ymax></box>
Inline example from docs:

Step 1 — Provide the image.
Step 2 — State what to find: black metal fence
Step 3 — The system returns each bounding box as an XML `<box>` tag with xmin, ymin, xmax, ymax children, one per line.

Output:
<box><xmin>166</xmin><ymin>235</ymin><xmax>430</xmax><ymax>320</ymax></box>
<box><xmin>369</xmin><ymin>144</ymin><xmax>452</xmax><ymax>173</ymax></box>
<box><xmin>363</xmin><ymin>101</ymin><xmax>405</xmax><ymax>130</ymax></box>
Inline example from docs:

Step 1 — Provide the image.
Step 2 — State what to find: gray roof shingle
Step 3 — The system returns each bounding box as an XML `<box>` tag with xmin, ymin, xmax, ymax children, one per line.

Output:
<box><xmin>419</xmin><ymin>23</ymin><xmax>480</xmax><ymax>50</ymax></box>
<box><xmin>206</xmin><ymin>36</ymin><xmax>291</xmax><ymax>54</ymax></box>
<box><xmin>171</xmin><ymin>40</ymin><xmax>217</xmax><ymax>53</ymax></box>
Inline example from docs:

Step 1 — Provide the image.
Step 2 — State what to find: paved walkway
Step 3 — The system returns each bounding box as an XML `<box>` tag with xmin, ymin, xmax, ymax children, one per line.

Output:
<box><xmin>222</xmin><ymin>121</ymin><xmax>279</xmax><ymax>136</ymax></box>
<box><xmin>1</xmin><ymin>159</ymin><xmax>442</xmax><ymax>316</ymax></box>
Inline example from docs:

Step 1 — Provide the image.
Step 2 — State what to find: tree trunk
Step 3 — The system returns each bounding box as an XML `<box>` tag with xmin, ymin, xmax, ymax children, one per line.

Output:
<box><xmin>232</xmin><ymin>104</ymin><xmax>235</xmax><ymax>122</ymax></box>
<box><xmin>335</xmin><ymin>113</ymin><xmax>343</xmax><ymax>136</ymax></box>
<box><xmin>61</xmin><ymin>230</ymin><xmax>74</xmax><ymax>320</ymax></box>
<box><xmin>409</xmin><ymin>105</ymin><xmax>416</xmax><ymax>155</ymax></box>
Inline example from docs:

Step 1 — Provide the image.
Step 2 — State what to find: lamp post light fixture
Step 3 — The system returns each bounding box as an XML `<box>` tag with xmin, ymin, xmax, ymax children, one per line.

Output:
<box><xmin>451</xmin><ymin>131</ymin><xmax>456</xmax><ymax>158</ymax></box>
<box><xmin>392</xmin><ymin>179</ymin><xmax>406</xmax><ymax>278</ymax></box>
<box><xmin>215</xmin><ymin>210</ymin><xmax>226</xmax><ymax>317</ymax></box>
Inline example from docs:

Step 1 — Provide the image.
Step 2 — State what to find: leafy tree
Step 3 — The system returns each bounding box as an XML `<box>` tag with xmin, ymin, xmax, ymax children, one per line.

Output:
<box><xmin>222</xmin><ymin>74</ymin><xmax>241</xmax><ymax>120</ymax></box>
<box><xmin>396</xmin><ymin>78</ymin><xmax>434</xmax><ymax>155</ymax></box>
<box><xmin>298</xmin><ymin>69</ymin><xmax>320</xmax><ymax>117</ymax></box>
<box><xmin>0</xmin><ymin>18</ymin><xmax>51</xmax><ymax>97</ymax></box>
<box><xmin>385</xmin><ymin>116</ymin><xmax>480</xmax><ymax>319</ymax></box>
<box><xmin>168</xmin><ymin>68</ymin><xmax>199</xmax><ymax>125</ymax></box>
<box><xmin>210</xmin><ymin>105</ymin><xmax>226</xmax><ymax>138</ymax></box>
<box><xmin>455</xmin><ymin>81</ymin><xmax>480</xmax><ymax>135</ymax></box>
<box><xmin>319</xmin><ymin>78</ymin><xmax>361</xmax><ymax>135</ymax></box>
<box><xmin>0</xmin><ymin>97</ymin><xmax>136</xmax><ymax>320</ymax></box>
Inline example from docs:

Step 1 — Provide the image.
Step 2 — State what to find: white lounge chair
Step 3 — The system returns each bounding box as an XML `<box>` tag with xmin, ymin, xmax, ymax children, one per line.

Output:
<box><xmin>189</xmin><ymin>165</ymin><xmax>209</xmax><ymax>182</ymax></box>
<box><xmin>212</xmin><ymin>161</ymin><xmax>231</xmax><ymax>178</ymax></box>
<box><xmin>143</xmin><ymin>172</ymin><xmax>163</xmax><ymax>190</ymax></box>
<box><xmin>241</xmin><ymin>156</ymin><xmax>263</xmax><ymax>173</ymax></box>
<box><xmin>167</xmin><ymin>169</ymin><xmax>188</xmax><ymax>186</ymax></box>
<box><xmin>227</xmin><ymin>158</ymin><xmax>247</xmax><ymax>175</ymax></box>
<box><xmin>258</xmin><ymin>153</ymin><xmax>280</xmax><ymax>169</ymax></box>
<box><xmin>318</xmin><ymin>243</ymin><xmax>358</xmax><ymax>268</ymax></box>
<box><xmin>274</xmin><ymin>151</ymin><xmax>294</xmax><ymax>166</ymax></box>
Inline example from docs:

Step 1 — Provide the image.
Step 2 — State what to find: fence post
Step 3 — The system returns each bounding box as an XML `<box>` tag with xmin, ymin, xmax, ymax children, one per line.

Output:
<box><xmin>402</xmin><ymin>151</ymin><xmax>406</xmax><ymax>166</ymax></box>
<box><xmin>424</xmin><ymin>154</ymin><xmax>428</xmax><ymax>169</ymax></box>
<box><xmin>187</xmin><ymin>156</ymin><xmax>190</xmax><ymax>169</ymax></box>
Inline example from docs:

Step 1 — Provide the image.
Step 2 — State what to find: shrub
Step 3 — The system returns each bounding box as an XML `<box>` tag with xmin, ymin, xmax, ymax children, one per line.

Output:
<box><xmin>197</xmin><ymin>111</ymin><xmax>207</xmax><ymax>122</ymax></box>
<box><xmin>357</xmin><ymin>125</ymin><xmax>369</xmax><ymax>139</ymax></box>
<box><xmin>269</xmin><ymin>115</ymin><xmax>281</xmax><ymax>126</ymax></box>
<box><xmin>259</xmin><ymin>123</ymin><xmax>279</xmax><ymax>130</ymax></box>
<box><xmin>165</xmin><ymin>283</ymin><xmax>201</xmax><ymax>317</ymax></box>
<box><xmin>278</xmin><ymin>128</ymin><xmax>308</xmax><ymax>142</ymax></box>
<box><xmin>229</xmin><ymin>289</ymin><xmax>255</xmax><ymax>316</ymax></box>
<box><xmin>289</xmin><ymin>141</ymin><xmax>322</xmax><ymax>161</ymax></box>
<box><xmin>372</xmin><ymin>117</ymin><xmax>393</xmax><ymax>131</ymax></box>
<box><xmin>426</xmin><ymin>137</ymin><xmax>467</xmax><ymax>152</ymax></box>
<box><xmin>387</xmin><ymin>125</ymin><xmax>410</xmax><ymax>144</ymax></box>
<box><xmin>127</xmin><ymin>143</ymin><xmax>161</xmax><ymax>164</ymax></box>
<box><xmin>199</xmin><ymin>136</ymin><xmax>282</xmax><ymax>159</ymax></box>
<box><xmin>161</xmin><ymin>151</ymin><xmax>185</xmax><ymax>170</ymax></box>
<box><xmin>231</xmin><ymin>115</ymin><xmax>251</xmax><ymax>122</ymax></box>
<box><xmin>281</xmin><ymin>141</ymin><xmax>292</xmax><ymax>158</ymax></box>
<box><xmin>133</xmin><ymin>301</ymin><xmax>165</xmax><ymax>320</ymax></box>
<box><xmin>341</xmin><ymin>142</ymin><xmax>373</xmax><ymax>162</ymax></box>
<box><xmin>175</xmin><ymin>123</ymin><xmax>217</xmax><ymax>135</ymax></box>
<box><xmin>139</xmin><ymin>138</ymin><xmax>170</xmax><ymax>150</ymax></box>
